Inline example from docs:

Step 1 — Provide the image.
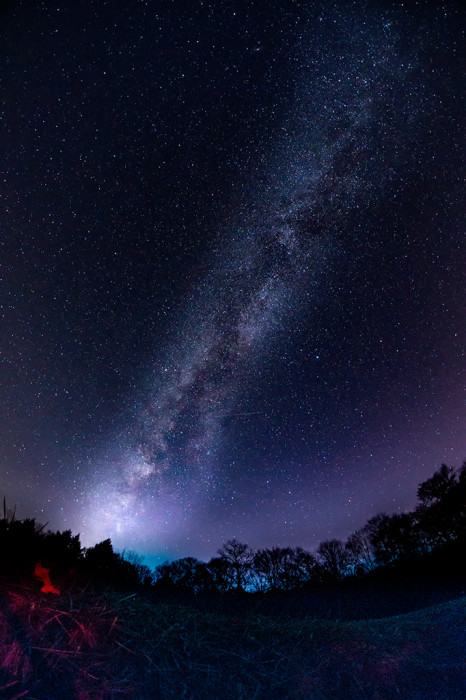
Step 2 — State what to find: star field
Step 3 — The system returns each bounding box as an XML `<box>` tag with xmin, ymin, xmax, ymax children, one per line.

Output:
<box><xmin>1</xmin><ymin>1</ymin><xmax>464</xmax><ymax>565</ymax></box>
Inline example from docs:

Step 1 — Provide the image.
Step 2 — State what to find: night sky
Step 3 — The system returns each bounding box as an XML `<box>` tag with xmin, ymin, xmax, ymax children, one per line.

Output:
<box><xmin>1</xmin><ymin>1</ymin><xmax>464</xmax><ymax>566</ymax></box>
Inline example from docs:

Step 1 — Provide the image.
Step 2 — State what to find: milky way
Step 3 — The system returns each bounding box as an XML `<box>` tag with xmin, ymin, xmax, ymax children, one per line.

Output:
<box><xmin>2</xmin><ymin>2</ymin><xmax>463</xmax><ymax>564</ymax></box>
<box><xmin>85</xmin><ymin>16</ymin><xmax>436</xmax><ymax>553</ymax></box>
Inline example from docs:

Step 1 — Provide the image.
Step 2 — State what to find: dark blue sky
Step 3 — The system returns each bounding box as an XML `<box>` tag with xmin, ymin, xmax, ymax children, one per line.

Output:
<box><xmin>1</xmin><ymin>0</ymin><xmax>464</xmax><ymax>565</ymax></box>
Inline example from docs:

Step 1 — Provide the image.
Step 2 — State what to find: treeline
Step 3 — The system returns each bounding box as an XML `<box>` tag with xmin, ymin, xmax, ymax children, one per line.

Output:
<box><xmin>1</xmin><ymin>462</ymin><xmax>464</xmax><ymax>593</ymax></box>
<box><xmin>152</xmin><ymin>461</ymin><xmax>466</xmax><ymax>593</ymax></box>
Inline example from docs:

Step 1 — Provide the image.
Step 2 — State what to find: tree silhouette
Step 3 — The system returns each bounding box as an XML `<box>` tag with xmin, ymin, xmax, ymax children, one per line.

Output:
<box><xmin>205</xmin><ymin>556</ymin><xmax>232</xmax><ymax>593</ymax></box>
<box><xmin>83</xmin><ymin>539</ymin><xmax>147</xmax><ymax>588</ymax></box>
<box><xmin>254</xmin><ymin>547</ymin><xmax>294</xmax><ymax>591</ymax></box>
<box><xmin>346</xmin><ymin>526</ymin><xmax>377</xmax><ymax>575</ymax></box>
<box><xmin>217</xmin><ymin>539</ymin><xmax>253</xmax><ymax>591</ymax></box>
<box><xmin>415</xmin><ymin>461</ymin><xmax>466</xmax><ymax>549</ymax></box>
<box><xmin>122</xmin><ymin>551</ymin><xmax>154</xmax><ymax>587</ymax></box>
<box><xmin>154</xmin><ymin>557</ymin><xmax>209</xmax><ymax>593</ymax></box>
<box><xmin>253</xmin><ymin>546</ymin><xmax>317</xmax><ymax>591</ymax></box>
<box><xmin>417</xmin><ymin>464</ymin><xmax>457</xmax><ymax>504</ymax></box>
<box><xmin>2</xmin><ymin>459</ymin><xmax>464</xmax><ymax>598</ymax></box>
<box><xmin>368</xmin><ymin>513</ymin><xmax>420</xmax><ymax>567</ymax></box>
<box><xmin>317</xmin><ymin>539</ymin><xmax>349</xmax><ymax>580</ymax></box>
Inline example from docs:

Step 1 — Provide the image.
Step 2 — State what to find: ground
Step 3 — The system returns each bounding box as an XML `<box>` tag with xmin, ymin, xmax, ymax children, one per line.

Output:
<box><xmin>0</xmin><ymin>578</ymin><xmax>464</xmax><ymax>699</ymax></box>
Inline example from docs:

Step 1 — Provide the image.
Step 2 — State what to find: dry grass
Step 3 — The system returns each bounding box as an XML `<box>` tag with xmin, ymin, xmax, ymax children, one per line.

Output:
<box><xmin>0</xmin><ymin>577</ymin><xmax>464</xmax><ymax>699</ymax></box>
<box><xmin>0</xmin><ymin>581</ymin><xmax>122</xmax><ymax>699</ymax></box>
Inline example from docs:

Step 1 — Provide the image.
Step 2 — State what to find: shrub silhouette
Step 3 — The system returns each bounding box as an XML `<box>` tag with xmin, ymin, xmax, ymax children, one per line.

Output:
<box><xmin>83</xmin><ymin>539</ymin><xmax>151</xmax><ymax>589</ymax></box>
<box><xmin>40</xmin><ymin>529</ymin><xmax>82</xmax><ymax>574</ymax></box>
<box><xmin>0</xmin><ymin>517</ymin><xmax>39</xmax><ymax>574</ymax></box>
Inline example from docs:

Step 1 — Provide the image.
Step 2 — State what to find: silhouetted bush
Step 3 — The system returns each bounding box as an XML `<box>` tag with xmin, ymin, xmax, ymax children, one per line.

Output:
<box><xmin>0</xmin><ymin>517</ymin><xmax>39</xmax><ymax>574</ymax></box>
<box><xmin>81</xmin><ymin>540</ymin><xmax>154</xmax><ymax>589</ymax></box>
<box><xmin>40</xmin><ymin>529</ymin><xmax>82</xmax><ymax>574</ymax></box>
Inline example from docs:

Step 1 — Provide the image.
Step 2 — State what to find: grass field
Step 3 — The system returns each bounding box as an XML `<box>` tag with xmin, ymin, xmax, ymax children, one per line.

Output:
<box><xmin>0</xmin><ymin>580</ymin><xmax>464</xmax><ymax>699</ymax></box>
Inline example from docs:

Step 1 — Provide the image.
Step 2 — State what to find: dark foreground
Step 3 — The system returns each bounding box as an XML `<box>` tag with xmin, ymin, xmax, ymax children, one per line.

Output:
<box><xmin>0</xmin><ymin>580</ymin><xmax>464</xmax><ymax>699</ymax></box>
